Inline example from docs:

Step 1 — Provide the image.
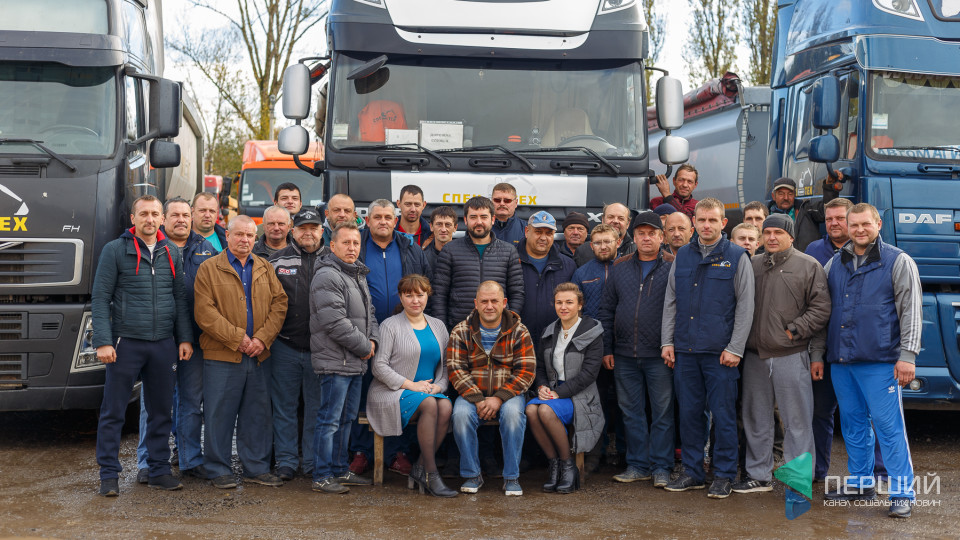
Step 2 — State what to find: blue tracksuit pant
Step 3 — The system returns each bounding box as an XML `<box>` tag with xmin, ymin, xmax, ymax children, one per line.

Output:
<box><xmin>675</xmin><ymin>352</ymin><xmax>739</xmax><ymax>483</ymax></box>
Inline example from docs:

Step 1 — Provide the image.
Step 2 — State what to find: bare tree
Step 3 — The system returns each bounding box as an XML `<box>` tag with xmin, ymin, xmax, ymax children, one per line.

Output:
<box><xmin>170</xmin><ymin>0</ymin><xmax>328</xmax><ymax>140</ymax></box>
<box><xmin>742</xmin><ymin>0</ymin><xmax>777</xmax><ymax>85</ymax></box>
<box><xmin>684</xmin><ymin>0</ymin><xmax>740</xmax><ymax>83</ymax></box>
<box><xmin>643</xmin><ymin>0</ymin><xmax>667</xmax><ymax>105</ymax></box>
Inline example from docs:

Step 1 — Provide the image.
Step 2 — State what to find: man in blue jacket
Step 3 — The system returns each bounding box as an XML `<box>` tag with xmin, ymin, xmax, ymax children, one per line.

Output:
<box><xmin>812</xmin><ymin>203</ymin><xmax>921</xmax><ymax>519</ymax></box>
<box><xmin>599</xmin><ymin>212</ymin><xmax>675</xmax><ymax>488</ymax></box>
<box><xmin>92</xmin><ymin>195</ymin><xmax>194</xmax><ymax>496</ymax></box>
<box><xmin>661</xmin><ymin>198</ymin><xmax>755</xmax><ymax>499</ymax></box>
<box><xmin>491</xmin><ymin>182</ymin><xmax>526</xmax><ymax>248</ymax></box>
<box><xmin>517</xmin><ymin>210</ymin><xmax>576</xmax><ymax>345</ymax></box>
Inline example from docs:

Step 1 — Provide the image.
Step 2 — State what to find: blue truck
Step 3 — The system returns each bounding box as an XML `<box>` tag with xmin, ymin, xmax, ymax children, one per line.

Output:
<box><xmin>651</xmin><ymin>0</ymin><xmax>960</xmax><ymax>407</ymax></box>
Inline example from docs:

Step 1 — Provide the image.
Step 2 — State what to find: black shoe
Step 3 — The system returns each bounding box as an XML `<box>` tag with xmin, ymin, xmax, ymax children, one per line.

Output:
<box><xmin>664</xmin><ymin>472</ymin><xmax>706</xmax><ymax>492</ymax></box>
<box><xmin>148</xmin><ymin>474</ymin><xmax>184</xmax><ymax>491</ymax></box>
<box><xmin>136</xmin><ymin>468</ymin><xmax>149</xmax><ymax>484</ymax></box>
<box><xmin>707</xmin><ymin>477</ymin><xmax>732</xmax><ymax>499</ymax></box>
<box><xmin>275</xmin><ymin>466</ymin><xmax>296</xmax><ymax>482</ymax></box>
<box><xmin>99</xmin><ymin>478</ymin><xmax>119</xmax><ymax>497</ymax></box>
<box><xmin>542</xmin><ymin>458</ymin><xmax>561</xmax><ymax>493</ymax></box>
<box><xmin>555</xmin><ymin>458</ymin><xmax>580</xmax><ymax>494</ymax></box>
<box><xmin>824</xmin><ymin>485</ymin><xmax>877</xmax><ymax>501</ymax></box>
<box><xmin>211</xmin><ymin>475</ymin><xmax>238</xmax><ymax>489</ymax></box>
<box><xmin>424</xmin><ymin>472</ymin><xmax>458</xmax><ymax>498</ymax></box>
<box><xmin>732</xmin><ymin>477</ymin><xmax>773</xmax><ymax>494</ymax></box>
<box><xmin>181</xmin><ymin>465</ymin><xmax>208</xmax><ymax>479</ymax></box>
<box><xmin>888</xmin><ymin>497</ymin><xmax>912</xmax><ymax>518</ymax></box>
<box><xmin>246</xmin><ymin>473</ymin><xmax>283</xmax><ymax>487</ymax></box>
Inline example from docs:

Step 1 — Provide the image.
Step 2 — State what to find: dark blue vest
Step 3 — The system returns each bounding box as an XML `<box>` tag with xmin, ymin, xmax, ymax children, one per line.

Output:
<box><xmin>674</xmin><ymin>236</ymin><xmax>745</xmax><ymax>355</ymax></box>
<box><xmin>826</xmin><ymin>239</ymin><xmax>903</xmax><ymax>364</ymax></box>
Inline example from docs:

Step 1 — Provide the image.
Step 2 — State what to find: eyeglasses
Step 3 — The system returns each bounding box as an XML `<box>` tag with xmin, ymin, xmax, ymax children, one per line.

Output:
<box><xmin>492</xmin><ymin>197</ymin><xmax>515</xmax><ymax>204</ymax></box>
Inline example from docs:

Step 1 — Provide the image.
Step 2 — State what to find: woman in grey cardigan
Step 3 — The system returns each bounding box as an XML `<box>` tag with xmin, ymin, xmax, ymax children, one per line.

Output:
<box><xmin>526</xmin><ymin>282</ymin><xmax>605</xmax><ymax>494</ymax></box>
<box><xmin>367</xmin><ymin>274</ymin><xmax>456</xmax><ymax>497</ymax></box>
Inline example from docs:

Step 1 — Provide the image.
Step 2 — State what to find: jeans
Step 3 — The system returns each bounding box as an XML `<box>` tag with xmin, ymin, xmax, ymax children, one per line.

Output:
<box><xmin>674</xmin><ymin>353</ymin><xmax>739</xmax><ymax>483</ymax></box>
<box><xmin>202</xmin><ymin>355</ymin><xmax>273</xmax><ymax>479</ymax></box>
<box><xmin>313</xmin><ymin>374</ymin><xmax>362</xmax><ymax>481</ymax></box>
<box><xmin>97</xmin><ymin>337</ymin><xmax>176</xmax><ymax>481</ymax></box>
<box><xmin>614</xmin><ymin>355</ymin><xmax>675</xmax><ymax>475</ymax></box>
<box><xmin>176</xmin><ymin>347</ymin><xmax>204</xmax><ymax>470</ymax></box>
<box><xmin>270</xmin><ymin>340</ymin><xmax>322</xmax><ymax>474</ymax></box>
<box><xmin>452</xmin><ymin>394</ymin><xmax>526</xmax><ymax>480</ymax></box>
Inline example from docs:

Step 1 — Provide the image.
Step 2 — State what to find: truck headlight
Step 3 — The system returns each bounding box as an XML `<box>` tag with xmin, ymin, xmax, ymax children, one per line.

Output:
<box><xmin>599</xmin><ymin>0</ymin><xmax>636</xmax><ymax>14</ymax></box>
<box><xmin>71</xmin><ymin>313</ymin><xmax>103</xmax><ymax>372</ymax></box>
<box><xmin>908</xmin><ymin>379</ymin><xmax>923</xmax><ymax>391</ymax></box>
<box><xmin>872</xmin><ymin>0</ymin><xmax>924</xmax><ymax>21</ymax></box>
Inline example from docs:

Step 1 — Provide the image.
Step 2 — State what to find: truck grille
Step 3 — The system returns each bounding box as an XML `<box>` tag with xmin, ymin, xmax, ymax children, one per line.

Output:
<box><xmin>0</xmin><ymin>239</ymin><xmax>83</xmax><ymax>287</ymax></box>
<box><xmin>0</xmin><ymin>312</ymin><xmax>25</xmax><ymax>340</ymax></box>
<box><xmin>0</xmin><ymin>353</ymin><xmax>26</xmax><ymax>388</ymax></box>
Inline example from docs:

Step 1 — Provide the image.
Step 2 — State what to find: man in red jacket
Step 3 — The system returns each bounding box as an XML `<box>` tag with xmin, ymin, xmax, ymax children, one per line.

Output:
<box><xmin>650</xmin><ymin>164</ymin><xmax>699</xmax><ymax>218</ymax></box>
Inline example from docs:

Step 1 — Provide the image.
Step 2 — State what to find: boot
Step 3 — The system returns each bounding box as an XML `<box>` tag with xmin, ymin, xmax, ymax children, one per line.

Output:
<box><xmin>424</xmin><ymin>472</ymin><xmax>458</xmax><ymax>498</ymax></box>
<box><xmin>407</xmin><ymin>463</ymin><xmax>425</xmax><ymax>491</ymax></box>
<box><xmin>542</xmin><ymin>458</ymin><xmax>561</xmax><ymax>493</ymax></box>
<box><xmin>556</xmin><ymin>457</ymin><xmax>580</xmax><ymax>494</ymax></box>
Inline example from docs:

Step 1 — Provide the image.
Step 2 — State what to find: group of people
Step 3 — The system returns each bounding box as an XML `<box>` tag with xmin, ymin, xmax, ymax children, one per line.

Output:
<box><xmin>91</xmin><ymin>170</ymin><xmax>921</xmax><ymax>518</ymax></box>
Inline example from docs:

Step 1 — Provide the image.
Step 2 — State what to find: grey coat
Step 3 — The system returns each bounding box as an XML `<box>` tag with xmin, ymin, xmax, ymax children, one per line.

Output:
<box><xmin>366</xmin><ymin>313</ymin><xmax>450</xmax><ymax>436</ymax></box>
<box><xmin>535</xmin><ymin>317</ymin><xmax>605</xmax><ymax>453</ymax></box>
<box><xmin>309</xmin><ymin>252</ymin><xmax>380</xmax><ymax>376</ymax></box>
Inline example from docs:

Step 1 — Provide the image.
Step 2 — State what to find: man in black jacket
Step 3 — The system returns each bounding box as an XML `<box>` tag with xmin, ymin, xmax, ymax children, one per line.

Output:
<box><xmin>598</xmin><ymin>211</ymin><xmax>675</xmax><ymax>489</ymax></box>
<box><xmin>432</xmin><ymin>196</ymin><xmax>525</xmax><ymax>329</ymax></box>
<box><xmin>268</xmin><ymin>208</ymin><xmax>326</xmax><ymax>481</ymax></box>
<box><xmin>767</xmin><ymin>176</ymin><xmax>840</xmax><ymax>252</ymax></box>
<box><xmin>92</xmin><ymin>195</ymin><xmax>193</xmax><ymax>496</ymax></box>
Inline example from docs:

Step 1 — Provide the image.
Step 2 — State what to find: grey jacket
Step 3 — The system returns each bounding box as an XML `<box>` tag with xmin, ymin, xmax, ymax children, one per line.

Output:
<box><xmin>535</xmin><ymin>317</ymin><xmax>605</xmax><ymax>453</ymax></box>
<box><xmin>745</xmin><ymin>246</ymin><xmax>831</xmax><ymax>359</ymax></box>
<box><xmin>309</xmin><ymin>252</ymin><xmax>380</xmax><ymax>375</ymax></box>
<box><xmin>366</xmin><ymin>313</ymin><xmax>449</xmax><ymax>436</ymax></box>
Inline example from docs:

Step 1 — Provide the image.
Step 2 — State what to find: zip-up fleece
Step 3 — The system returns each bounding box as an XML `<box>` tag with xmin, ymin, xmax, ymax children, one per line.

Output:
<box><xmin>91</xmin><ymin>228</ymin><xmax>191</xmax><ymax>348</ymax></box>
<box><xmin>745</xmin><ymin>246</ymin><xmax>831</xmax><ymax>359</ymax></box>
<box><xmin>598</xmin><ymin>251</ymin><xmax>672</xmax><ymax>358</ymax></box>
<box><xmin>446</xmin><ymin>309</ymin><xmax>535</xmax><ymax>403</ymax></box>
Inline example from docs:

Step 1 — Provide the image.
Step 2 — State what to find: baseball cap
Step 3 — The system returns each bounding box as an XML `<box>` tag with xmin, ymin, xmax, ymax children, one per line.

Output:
<box><xmin>631</xmin><ymin>211</ymin><xmax>663</xmax><ymax>231</ymax></box>
<box><xmin>772</xmin><ymin>177</ymin><xmax>797</xmax><ymax>192</ymax></box>
<box><xmin>528</xmin><ymin>210</ymin><xmax>557</xmax><ymax>230</ymax></box>
<box><xmin>293</xmin><ymin>208</ymin><xmax>323</xmax><ymax>227</ymax></box>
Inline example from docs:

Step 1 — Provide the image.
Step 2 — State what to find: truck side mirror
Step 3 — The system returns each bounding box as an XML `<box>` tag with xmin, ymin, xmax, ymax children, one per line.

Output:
<box><xmin>149</xmin><ymin>79</ymin><xmax>182</xmax><ymax>138</ymax></box>
<box><xmin>655</xmin><ymin>76</ymin><xmax>684</xmax><ymax>131</ymax></box>
<box><xmin>809</xmin><ymin>134</ymin><xmax>840</xmax><ymax>163</ymax></box>
<box><xmin>149</xmin><ymin>140</ymin><xmax>180</xmax><ymax>168</ymax></box>
<box><xmin>282</xmin><ymin>64</ymin><xmax>312</xmax><ymax>120</ymax></box>
<box><xmin>278</xmin><ymin>125</ymin><xmax>310</xmax><ymax>155</ymax></box>
<box><xmin>812</xmin><ymin>75</ymin><xmax>841</xmax><ymax>130</ymax></box>
<box><xmin>659</xmin><ymin>135</ymin><xmax>689</xmax><ymax>165</ymax></box>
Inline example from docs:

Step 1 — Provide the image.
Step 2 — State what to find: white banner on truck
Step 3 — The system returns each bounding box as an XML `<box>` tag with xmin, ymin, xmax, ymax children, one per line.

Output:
<box><xmin>390</xmin><ymin>172</ymin><xmax>588</xmax><ymax>206</ymax></box>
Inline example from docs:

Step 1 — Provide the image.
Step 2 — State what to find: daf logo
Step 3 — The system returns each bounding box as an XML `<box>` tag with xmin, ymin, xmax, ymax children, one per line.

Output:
<box><xmin>898</xmin><ymin>212</ymin><xmax>952</xmax><ymax>225</ymax></box>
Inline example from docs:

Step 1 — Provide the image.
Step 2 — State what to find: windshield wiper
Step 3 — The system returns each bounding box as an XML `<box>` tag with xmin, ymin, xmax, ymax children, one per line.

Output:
<box><xmin>521</xmin><ymin>146</ymin><xmax>620</xmax><ymax>175</ymax></box>
<box><xmin>439</xmin><ymin>145</ymin><xmax>534</xmax><ymax>172</ymax></box>
<box><xmin>885</xmin><ymin>145</ymin><xmax>960</xmax><ymax>153</ymax></box>
<box><xmin>345</xmin><ymin>143</ymin><xmax>452</xmax><ymax>170</ymax></box>
<box><xmin>0</xmin><ymin>138</ymin><xmax>77</xmax><ymax>171</ymax></box>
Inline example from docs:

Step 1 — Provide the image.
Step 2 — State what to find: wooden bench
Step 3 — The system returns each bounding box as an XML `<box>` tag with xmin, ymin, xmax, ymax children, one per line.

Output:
<box><xmin>358</xmin><ymin>414</ymin><xmax>585</xmax><ymax>486</ymax></box>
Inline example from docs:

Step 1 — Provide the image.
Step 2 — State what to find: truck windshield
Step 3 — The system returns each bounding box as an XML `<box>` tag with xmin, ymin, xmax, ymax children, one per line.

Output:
<box><xmin>240</xmin><ymin>169</ymin><xmax>325</xmax><ymax>209</ymax></box>
<box><xmin>0</xmin><ymin>63</ymin><xmax>117</xmax><ymax>157</ymax></box>
<box><xmin>330</xmin><ymin>55</ymin><xmax>644</xmax><ymax>158</ymax></box>
<box><xmin>867</xmin><ymin>71</ymin><xmax>960</xmax><ymax>162</ymax></box>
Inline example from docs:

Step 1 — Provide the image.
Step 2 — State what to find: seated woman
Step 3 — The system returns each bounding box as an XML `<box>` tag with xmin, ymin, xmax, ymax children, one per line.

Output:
<box><xmin>366</xmin><ymin>274</ymin><xmax>456</xmax><ymax>497</ymax></box>
<box><xmin>525</xmin><ymin>282</ymin><xmax>605</xmax><ymax>494</ymax></box>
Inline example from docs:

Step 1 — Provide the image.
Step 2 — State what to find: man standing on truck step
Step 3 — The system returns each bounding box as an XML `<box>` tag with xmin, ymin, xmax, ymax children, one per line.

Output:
<box><xmin>253</xmin><ymin>205</ymin><xmax>292</xmax><ymax>258</ymax></box>
<box><xmin>194</xmin><ymin>215</ymin><xmax>288</xmax><ymax>490</ymax></box>
<box><xmin>767</xmin><ymin>175</ymin><xmax>840</xmax><ymax>252</ymax></box>
<box><xmin>661</xmin><ymin>197</ymin><xmax>754</xmax><ymax>499</ymax></box>
<box><xmin>396</xmin><ymin>184</ymin><xmax>432</xmax><ymax>247</ymax></box>
<box><xmin>812</xmin><ymin>203</ymin><xmax>920</xmax><ymax>519</ymax></box>
<box><xmin>491</xmin><ymin>182</ymin><xmax>526</xmax><ymax>248</ymax></box>
<box><xmin>92</xmin><ymin>195</ymin><xmax>194</xmax><ymax>496</ymax></box>
<box><xmin>559</xmin><ymin>212</ymin><xmax>590</xmax><ymax>259</ymax></box>
<box><xmin>267</xmin><ymin>208</ymin><xmax>326</xmax><ymax>481</ymax></box>
<box><xmin>322</xmin><ymin>193</ymin><xmax>365</xmax><ymax>245</ymax></box>
<box><xmin>650</xmin><ymin>164</ymin><xmax>700</xmax><ymax>218</ymax></box>
<box><xmin>347</xmin><ymin>199</ymin><xmax>430</xmax><ymax>477</ymax></box>
<box><xmin>192</xmin><ymin>192</ymin><xmax>227</xmax><ymax>253</ymax></box>
<box><xmin>432</xmin><ymin>196</ymin><xmax>525</xmax><ymax>330</ymax></box>
<box><xmin>734</xmin><ymin>214</ymin><xmax>830</xmax><ymax>496</ymax></box>
<box><xmin>574</xmin><ymin>203</ymin><xmax>636</xmax><ymax>266</ymax></box>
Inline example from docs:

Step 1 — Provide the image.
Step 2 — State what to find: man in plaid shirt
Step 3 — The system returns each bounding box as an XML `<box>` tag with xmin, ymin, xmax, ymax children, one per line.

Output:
<box><xmin>447</xmin><ymin>281</ymin><xmax>535</xmax><ymax>496</ymax></box>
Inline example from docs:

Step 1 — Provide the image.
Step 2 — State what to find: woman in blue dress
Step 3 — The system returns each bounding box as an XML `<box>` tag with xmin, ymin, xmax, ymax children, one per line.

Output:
<box><xmin>526</xmin><ymin>282</ymin><xmax>605</xmax><ymax>494</ymax></box>
<box><xmin>366</xmin><ymin>274</ymin><xmax>456</xmax><ymax>497</ymax></box>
